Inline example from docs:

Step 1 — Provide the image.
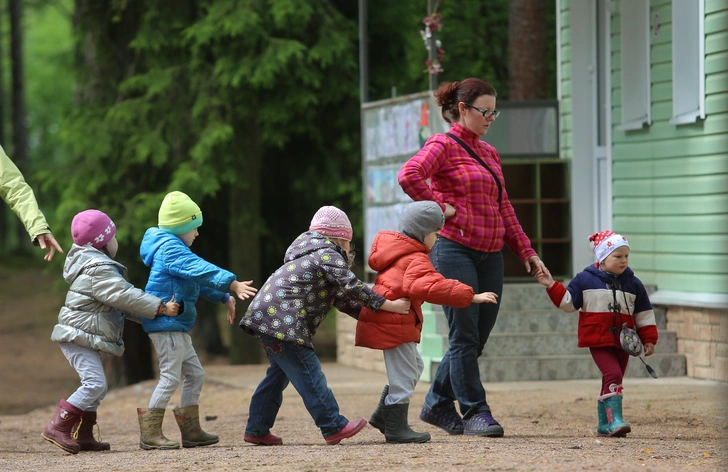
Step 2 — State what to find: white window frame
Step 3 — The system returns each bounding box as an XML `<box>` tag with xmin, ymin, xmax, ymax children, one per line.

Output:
<box><xmin>670</xmin><ymin>0</ymin><xmax>706</xmax><ymax>125</ymax></box>
<box><xmin>617</xmin><ymin>0</ymin><xmax>651</xmax><ymax>131</ymax></box>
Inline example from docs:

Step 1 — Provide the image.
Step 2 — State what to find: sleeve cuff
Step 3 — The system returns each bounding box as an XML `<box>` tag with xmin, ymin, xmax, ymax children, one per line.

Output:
<box><xmin>221</xmin><ymin>293</ymin><xmax>231</xmax><ymax>304</ymax></box>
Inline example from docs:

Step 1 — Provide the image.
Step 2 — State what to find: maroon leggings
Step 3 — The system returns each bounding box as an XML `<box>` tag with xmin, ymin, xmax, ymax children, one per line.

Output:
<box><xmin>590</xmin><ymin>347</ymin><xmax>630</xmax><ymax>396</ymax></box>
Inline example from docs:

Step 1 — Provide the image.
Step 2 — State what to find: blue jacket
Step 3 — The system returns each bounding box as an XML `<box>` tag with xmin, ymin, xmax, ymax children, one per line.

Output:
<box><xmin>140</xmin><ymin>227</ymin><xmax>235</xmax><ymax>333</ymax></box>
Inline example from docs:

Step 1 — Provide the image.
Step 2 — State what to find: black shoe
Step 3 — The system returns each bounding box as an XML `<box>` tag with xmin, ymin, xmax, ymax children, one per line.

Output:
<box><xmin>384</xmin><ymin>403</ymin><xmax>430</xmax><ymax>444</ymax></box>
<box><xmin>463</xmin><ymin>411</ymin><xmax>504</xmax><ymax>437</ymax></box>
<box><xmin>369</xmin><ymin>385</ymin><xmax>389</xmax><ymax>434</ymax></box>
<box><xmin>419</xmin><ymin>405</ymin><xmax>464</xmax><ymax>435</ymax></box>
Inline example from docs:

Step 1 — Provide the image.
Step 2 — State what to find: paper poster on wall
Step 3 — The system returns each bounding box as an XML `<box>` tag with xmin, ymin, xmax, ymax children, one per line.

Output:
<box><xmin>365</xmin><ymin>99</ymin><xmax>425</xmax><ymax>162</ymax></box>
<box><xmin>362</xmin><ymin>92</ymin><xmax>449</xmax><ymax>269</ymax></box>
<box><xmin>366</xmin><ymin>164</ymin><xmax>411</xmax><ymax>205</ymax></box>
<box><xmin>364</xmin><ymin>204</ymin><xmax>409</xmax><ymax>256</ymax></box>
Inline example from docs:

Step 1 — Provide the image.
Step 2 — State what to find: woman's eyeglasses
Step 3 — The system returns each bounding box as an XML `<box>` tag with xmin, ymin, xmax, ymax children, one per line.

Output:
<box><xmin>465</xmin><ymin>103</ymin><xmax>500</xmax><ymax>119</ymax></box>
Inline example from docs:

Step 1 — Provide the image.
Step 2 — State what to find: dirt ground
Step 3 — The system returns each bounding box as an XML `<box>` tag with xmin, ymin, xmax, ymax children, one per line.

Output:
<box><xmin>1</xmin><ymin>266</ymin><xmax>727</xmax><ymax>471</ymax></box>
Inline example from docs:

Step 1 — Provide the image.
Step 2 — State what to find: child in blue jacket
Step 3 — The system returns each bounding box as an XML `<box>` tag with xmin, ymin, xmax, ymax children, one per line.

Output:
<box><xmin>138</xmin><ymin>191</ymin><xmax>257</xmax><ymax>450</ymax></box>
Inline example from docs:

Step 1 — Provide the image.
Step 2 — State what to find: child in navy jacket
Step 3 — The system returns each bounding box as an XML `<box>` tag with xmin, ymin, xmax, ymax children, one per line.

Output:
<box><xmin>536</xmin><ymin>230</ymin><xmax>658</xmax><ymax>437</ymax></box>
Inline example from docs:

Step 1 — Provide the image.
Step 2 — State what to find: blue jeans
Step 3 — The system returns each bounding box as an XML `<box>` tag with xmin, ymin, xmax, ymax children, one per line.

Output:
<box><xmin>423</xmin><ymin>236</ymin><xmax>504</xmax><ymax>420</ymax></box>
<box><xmin>245</xmin><ymin>334</ymin><xmax>348</xmax><ymax>439</ymax></box>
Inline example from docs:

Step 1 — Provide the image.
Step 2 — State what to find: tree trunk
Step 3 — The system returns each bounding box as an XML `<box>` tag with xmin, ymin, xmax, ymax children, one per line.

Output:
<box><xmin>190</xmin><ymin>189</ymin><xmax>230</xmax><ymax>357</ymax></box>
<box><xmin>9</xmin><ymin>0</ymin><xmax>28</xmax><ymax>249</ymax></box>
<box><xmin>72</xmin><ymin>0</ymin><xmax>156</xmax><ymax>385</ymax></box>
<box><xmin>508</xmin><ymin>0</ymin><xmax>547</xmax><ymax>99</ymax></box>
<box><xmin>0</xmin><ymin>1</ymin><xmax>7</xmax><ymax>251</ymax></box>
<box><xmin>228</xmin><ymin>120</ymin><xmax>263</xmax><ymax>365</ymax></box>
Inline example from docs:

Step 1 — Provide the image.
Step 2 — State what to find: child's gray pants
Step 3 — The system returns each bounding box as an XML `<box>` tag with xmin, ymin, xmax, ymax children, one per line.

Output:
<box><xmin>148</xmin><ymin>331</ymin><xmax>204</xmax><ymax>409</ymax></box>
<box><xmin>60</xmin><ymin>342</ymin><xmax>107</xmax><ymax>411</ymax></box>
<box><xmin>383</xmin><ymin>342</ymin><xmax>424</xmax><ymax>405</ymax></box>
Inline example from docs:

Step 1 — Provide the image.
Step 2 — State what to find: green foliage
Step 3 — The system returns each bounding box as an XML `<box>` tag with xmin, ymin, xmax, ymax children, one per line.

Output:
<box><xmin>365</xmin><ymin>0</ymin><xmax>556</xmax><ymax>101</ymax></box>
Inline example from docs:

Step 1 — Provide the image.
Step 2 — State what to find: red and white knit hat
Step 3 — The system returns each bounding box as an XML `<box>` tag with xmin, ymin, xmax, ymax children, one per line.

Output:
<box><xmin>589</xmin><ymin>230</ymin><xmax>629</xmax><ymax>263</ymax></box>
<box><xmin>309</xmin><ymin>206</ymin><xmax>353</xmax><ymax>241</ymax></box>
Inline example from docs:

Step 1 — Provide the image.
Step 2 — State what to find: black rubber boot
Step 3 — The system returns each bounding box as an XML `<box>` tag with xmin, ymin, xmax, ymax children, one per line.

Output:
<box><xmin>369</xmin><ymin>385</ymin><xmax>389</xmax><ymax>434</ymax></box>
<box><xmin>383</xmin><ymin>403</ymin><xmax>431</xmax><ymax>444</ymax></box>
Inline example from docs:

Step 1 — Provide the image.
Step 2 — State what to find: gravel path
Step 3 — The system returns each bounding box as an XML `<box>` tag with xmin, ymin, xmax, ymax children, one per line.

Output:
<box><xmin>1</xmin><ymin>364</ymin><xmax>726</xmax><ymax>471</ymax></box>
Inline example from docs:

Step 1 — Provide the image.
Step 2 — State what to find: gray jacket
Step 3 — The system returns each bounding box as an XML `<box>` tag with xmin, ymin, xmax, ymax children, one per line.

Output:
<box><xmin>50</xmin><ymin>244</ymin><xmax>162</xmax><ymax>356</ymax></box>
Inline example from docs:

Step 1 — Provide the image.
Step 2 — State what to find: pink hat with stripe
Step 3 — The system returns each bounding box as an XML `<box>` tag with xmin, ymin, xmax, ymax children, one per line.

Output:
<box><xmin>71</xmin><ymin>210</ymin><xmax>116</xmax><ymax>249</ymax></box>
<box><xmin>309</xmin><ymin>206</ymin><xmax>353</xmax><ymax>241</ymax></box>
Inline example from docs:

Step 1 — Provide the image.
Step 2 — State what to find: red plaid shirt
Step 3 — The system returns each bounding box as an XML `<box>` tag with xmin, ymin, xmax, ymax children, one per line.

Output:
<box><xmin>398</xmin><ymin>122</ymin><xmax>537</xmax><ymax>262</ymax></box>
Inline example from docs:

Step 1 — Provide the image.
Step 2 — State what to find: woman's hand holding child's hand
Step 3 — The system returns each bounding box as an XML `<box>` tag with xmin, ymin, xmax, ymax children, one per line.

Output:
<box><xmin>644</xmin><ymin>343</ymin><xmax>655</xmax><ymax>356</ymax></box>
<box><xmin>473</xmin><ymin>292</ymin><xmax>498</xmax><ymax>304</ymax></box>
<box><xmin>230</xmin><ymin>280</ymin><xmax>258</xmax><ymax>300</ymax></box>
<box><xmin>165</xmin><ymin>295</ymin><xmax>180</xmax><ymax>317</ymax></box>
<box><xmin>535</xmin><ymin>269</ymin><xmax>555</xmax><ymax>289</ymax></box>
<box><xmin>525</xmin><ymin>256</ymin><xmax>549</xmax><ymax>279</ymax></box>
<box><xmin>382</xmin><ymin>298</ymin><xmax>411</xmax><ymax>314</ymax></box>
<box><xmin>225</xmin><ymin>296</ymin><xmax>237</xmax><ymax>324</ymax></box>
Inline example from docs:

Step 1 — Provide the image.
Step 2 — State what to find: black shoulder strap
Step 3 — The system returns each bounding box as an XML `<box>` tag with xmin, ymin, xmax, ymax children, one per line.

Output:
<box><xmin>445</xmin><ymin>132</ymin><xmax>502</xmax><ymax>207</ymax></box>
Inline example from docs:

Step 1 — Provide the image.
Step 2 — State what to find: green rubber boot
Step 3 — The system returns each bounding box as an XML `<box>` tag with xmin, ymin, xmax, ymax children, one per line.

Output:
<box><xmin>603</xmin><ymin>395</ymin><xmax>631</xmax><ymax>437</ymax></box>
<box><xmin>596</xmin><ymin>400</ymin><xmax>610</xmax><ymax>437</ymax></box>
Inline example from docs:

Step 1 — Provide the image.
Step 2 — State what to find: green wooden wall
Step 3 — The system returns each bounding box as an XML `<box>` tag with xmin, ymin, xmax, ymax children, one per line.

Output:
<box><xmin>611</xmin><ymin>0</ymin><xmax>728</xmax><ymax>294</ymax></box>
<box><xmin>558</xmin><ymin>1</ymin><xmax>573</xmax><ymax>160</ymax></box>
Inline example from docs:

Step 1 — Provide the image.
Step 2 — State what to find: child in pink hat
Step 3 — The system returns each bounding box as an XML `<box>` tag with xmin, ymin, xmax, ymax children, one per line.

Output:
<box><xmin>239</xmin><ymin>205</ymin><xmax>412</xmax><ymax>446</ymax></box>
<box><xmin>42</xmin><ymin>210</ymin><xmax>179</xmax><ymax>454</ymax></box>
<box><xmin>535</xmin><ymin>230</ymin><xmax>658</xmax><ymax>438</ymax></box>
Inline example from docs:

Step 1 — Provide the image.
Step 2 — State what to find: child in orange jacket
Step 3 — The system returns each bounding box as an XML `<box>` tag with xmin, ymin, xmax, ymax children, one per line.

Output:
<box><xmin>355</xmin><ymin>201</ymin><xmax>497</xmax><ymax>443</ymax></box>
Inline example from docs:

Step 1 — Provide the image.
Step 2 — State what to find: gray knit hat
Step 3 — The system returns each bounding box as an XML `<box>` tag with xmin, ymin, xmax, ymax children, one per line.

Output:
<box><xmin>398</xmin><ymin>201</ymin><xmax>445</xmax><ymax>243</ymax></box>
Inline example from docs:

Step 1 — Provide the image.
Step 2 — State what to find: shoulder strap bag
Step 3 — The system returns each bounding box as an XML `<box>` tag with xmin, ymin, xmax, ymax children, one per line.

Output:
<box><xmin>445</xmin><ymin>132</ymin><xmax>502</xmax><ymax>207</ymax></box>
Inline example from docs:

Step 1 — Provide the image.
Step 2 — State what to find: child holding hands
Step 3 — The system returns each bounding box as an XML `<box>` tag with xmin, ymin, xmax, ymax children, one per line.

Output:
<box><xmin>43</xmin><ymin>210</ymin><xmax>180</xmax><ymax>454</ymax></box>
<box><xmin>535</xmin><ymin>230</ymin><xmax>658</xmax><ymax>437</ymax></box>
<box><xmin>355</xmin><ymin>201</ymin><xmax>498</xmax><ymax>443</ymax></box>
<box><xmin>240</xmin><ymin>206</ymin><xmax>411</xmax><ymax>446</ymax></box>
<box><xmin>138</xmin><ymin>191</ymin><xmax>257</xmax><ymax>450</ymax></box>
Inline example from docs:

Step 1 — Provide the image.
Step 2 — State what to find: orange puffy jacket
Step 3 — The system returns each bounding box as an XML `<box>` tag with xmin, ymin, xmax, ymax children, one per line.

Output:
<box><xmin>355</xmin><ymin>231</ymin><xmax>474</xmax><ymax>350</ymax></box>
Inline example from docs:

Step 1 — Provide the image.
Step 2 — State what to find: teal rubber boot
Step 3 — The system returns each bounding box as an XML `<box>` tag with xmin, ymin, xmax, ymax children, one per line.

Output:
<box><xmin>603</xmin><ymin>395</ymin><xmax>631</xmax><ymax>437</ymax></box>
<box><xmin>596</xmin><ymin>401</ymin><xmax>610</xmax><ymax>437</ymax></box>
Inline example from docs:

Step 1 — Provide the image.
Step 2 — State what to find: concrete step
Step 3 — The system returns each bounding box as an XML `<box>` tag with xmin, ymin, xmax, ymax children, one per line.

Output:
<box><xmin>421</xmin><ymin>331</ymin><xmax>677</xmax><ymax>358</ymax></box>
<box><xmin>425</xmin><ymin>305</ymin><xmax>667</xmax><ymax>334</ymax></box>
<box><xmin>428</xmin><ymin>353</ymin><xmax>687</xmax><ymax>383</ymax></box>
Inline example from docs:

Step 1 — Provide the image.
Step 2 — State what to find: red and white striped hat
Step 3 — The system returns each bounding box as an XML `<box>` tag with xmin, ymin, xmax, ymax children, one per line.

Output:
<box><xmin>589</xmin><ymin>230</ymin><xmax>629</xmax><ymax>263</ymax></box>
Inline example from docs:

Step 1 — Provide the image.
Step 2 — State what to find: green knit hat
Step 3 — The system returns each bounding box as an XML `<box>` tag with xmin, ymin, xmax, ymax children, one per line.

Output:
<box><xmin>158</xmin><ymin>191</ymin><xmax>203</xmax><ymax>235</ymax></box>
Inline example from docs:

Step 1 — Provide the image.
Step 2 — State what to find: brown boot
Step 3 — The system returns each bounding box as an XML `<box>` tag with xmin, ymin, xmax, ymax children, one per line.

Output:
<box><xmin>74</xmin><ymin>411</ymin><xmax>110</xmax><ymax>451</ymax></box>
<box><xmin>42</xmin><ymin>399</ymin><xmax>82</xmax><ymax>454</ymax></box>
<box><xmin>137</xmin><ymin>408</ymin><xmax>180</xmax><ymax>450</ymax></box>
<box><xmin>173</xmin><ymin>405</ymin><xmax>219</xmax><ymax>448</ymax></box>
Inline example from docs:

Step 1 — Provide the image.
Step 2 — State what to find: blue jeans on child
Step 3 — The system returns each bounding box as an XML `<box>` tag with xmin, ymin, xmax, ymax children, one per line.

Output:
<box><xmin>422</xmin><ymin>237</ymin><xmax>504</xmax><ymax>420</ymax></box>
<box><xmin>245</xmin><ymin>334</ymin><xmax>349</xmax><ymax>439</ymax></box>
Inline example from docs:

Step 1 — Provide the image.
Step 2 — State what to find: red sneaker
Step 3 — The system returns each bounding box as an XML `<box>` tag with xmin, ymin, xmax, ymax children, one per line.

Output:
<box><xmin>325</xmin><ymin>418</ymin><xmax>367</xmax><ymax>445</ymax></box>
<box><xmin>244</xmin><ymin>433</ymin><xmax>283</xmax><ymax>446</ymax></box>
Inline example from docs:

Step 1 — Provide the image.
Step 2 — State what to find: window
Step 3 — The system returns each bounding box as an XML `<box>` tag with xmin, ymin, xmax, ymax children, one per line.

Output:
<box><xmin>617</xmin><ymin>0</ymin><xmax>651</xmax><ymax>130</ymax></box>
<box><xmin>671</xmin><ymin>0</ymin><xmax>705</xmax><ymax>125</ymax></box>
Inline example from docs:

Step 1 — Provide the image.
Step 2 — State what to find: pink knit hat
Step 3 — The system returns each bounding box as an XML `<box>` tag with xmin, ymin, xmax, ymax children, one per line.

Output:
<box><xmin>589</xmin><ymin>230</ymin><xmax>629</xmax><ymax>263</ymax></box>
<box><xmin>71</xmin><ymin>210</ymin><xmax>116</xmax><ymax>249</ymax></box>
<box><xmin>309</xmin><ymin>206</ymin><xmax>353</xmax><ymax>241</ymax></box>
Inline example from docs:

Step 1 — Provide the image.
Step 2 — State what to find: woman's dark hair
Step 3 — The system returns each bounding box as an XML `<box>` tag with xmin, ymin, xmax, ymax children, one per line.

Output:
<box><xmin>434</xmin><ymin>78</ymin><xmax>497</xmax><ymax>123</ymax></box>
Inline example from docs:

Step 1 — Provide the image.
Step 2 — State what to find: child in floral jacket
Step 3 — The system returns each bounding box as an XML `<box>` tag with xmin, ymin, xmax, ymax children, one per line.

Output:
<box><xmin>240</xmin><ymin>205</ymin><xmax>411</xmax><ymax>446</ymax></box>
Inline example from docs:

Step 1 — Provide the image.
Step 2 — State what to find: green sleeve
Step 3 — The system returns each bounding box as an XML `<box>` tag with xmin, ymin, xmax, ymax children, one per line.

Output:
<box><xmin>0</xmin><ymin>145</ymin><xmax>50</xmax><ymax>242</ymax></box>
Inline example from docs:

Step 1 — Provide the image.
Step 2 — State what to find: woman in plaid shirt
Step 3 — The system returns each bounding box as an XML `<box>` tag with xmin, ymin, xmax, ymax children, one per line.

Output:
<box><xmin>398</xmin><ymin>78</ymin><xmax>548</xmax><ymax>438</ymax></box>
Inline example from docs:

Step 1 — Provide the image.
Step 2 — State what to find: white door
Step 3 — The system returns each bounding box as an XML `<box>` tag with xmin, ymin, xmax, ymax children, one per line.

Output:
<box><xmin>594</xmin><ymin>0</ymin><xmax>612</xmax><ymax>231</ymax></box>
